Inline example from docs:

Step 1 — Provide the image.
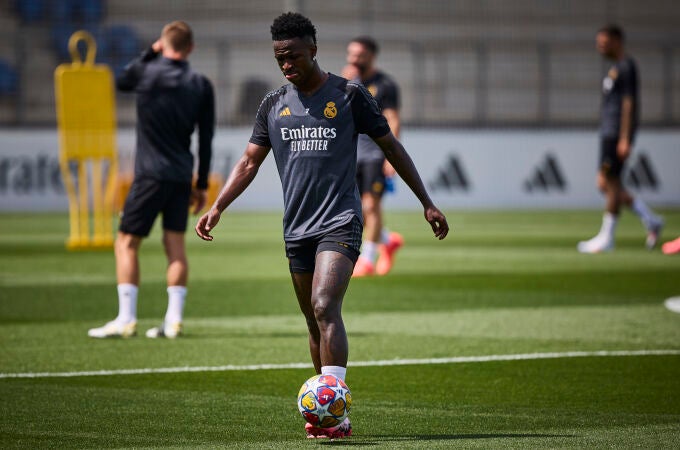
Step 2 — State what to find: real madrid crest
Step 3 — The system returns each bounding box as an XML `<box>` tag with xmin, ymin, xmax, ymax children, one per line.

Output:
<box><xmin>367</xmin><ymin>84</ymin><xmax>377</xmax><ymax>98</ymax></box>
<box><xmin>324</xmin><ymin>101</ymin><xmax>337</xmax><ymax>119</ymax></box>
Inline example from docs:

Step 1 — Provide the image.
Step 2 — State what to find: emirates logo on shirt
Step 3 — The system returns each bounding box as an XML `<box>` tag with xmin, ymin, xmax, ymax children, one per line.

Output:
<box><xmin>324</xmin><ymin>102</ymin><xmax>337</xmax><ymax>119</ymax></box>
<box><xmin>280</xmin><ymin>126</ymin><xmax>337</xmax><ymax>152</ymax></box>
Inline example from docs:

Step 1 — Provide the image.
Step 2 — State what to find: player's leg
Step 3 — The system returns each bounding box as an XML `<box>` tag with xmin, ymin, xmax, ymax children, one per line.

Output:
<box><xmin>88</xmin><ymin>231</ymin><xmax>141</xmax><ymax>338</ymax></box>
<box><xmin>89</xmin><ymin>177</ymin><xmax>161</xmax><ymax>337</ymax></box>
<box><xmin>147</xmin><ymin>182</ymin><xmax>191</xmax><ymax>338</ymax></box>
<box><xmin>287</xmin><ymin>240</ymin><xmax>323</xmax><ymax>372</ymax></box>
<box><xmin>353</xmin><ymin>161</ymin><xmax>384</xmax><ymax>277</ymax></box>
<box><xmin>291</xmin><ymin>271</ymin><xmax>322</xmax><ymax>373</ymax></box>
<box><xmin>313</xmin><ymin>217</ymin><xmax>361</xmax><ymax>373</ymax></box>
<box><xmin>145</xmin><ymin>230</ymin><xmax>187</xmax><ymax>338</ymax></box>
<box><xmin>303</xmin><ymin>250</ymin><xmax>354</xmax><ymax>439</ymax></box>
<box><xmin>353</xmin><ymin>190</ymin><xmax>381</xmax><ymax>276</ymax></box>
<box><xmin>311</xmin><ymin>250</ymin><xmax>352</xmax><ymax>369</ymax></box>
<box><xmin>578</xmin><ymin>139</ymin><xmax>618</xmax><ymax>253</ymax></box>
<box><xmin>619</xmin><ymin>188</ymin><xmax>664</xmax><ymax>249</ymax></box>
<box><xmin>375</xmin><ymin>225</ymin><xmax>404</xmax><ymax>276</ymax></box>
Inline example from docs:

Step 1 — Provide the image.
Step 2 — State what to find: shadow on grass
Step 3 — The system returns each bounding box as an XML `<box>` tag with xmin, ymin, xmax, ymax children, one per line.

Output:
<box><xmin>319</xmin><ymin>433</ymin><xmax>575</xmax><ymax>445</ymax></box>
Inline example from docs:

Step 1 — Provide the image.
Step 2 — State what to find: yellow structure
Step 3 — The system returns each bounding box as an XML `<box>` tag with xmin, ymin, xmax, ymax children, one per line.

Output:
<box><xmin>54</xmin><ymin>31</ymin><xmax>117</xmax><ymax>250</ymax></box>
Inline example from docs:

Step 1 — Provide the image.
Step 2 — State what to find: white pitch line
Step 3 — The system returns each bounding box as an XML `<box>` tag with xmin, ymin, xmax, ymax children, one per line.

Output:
<box><xmin>1</xmin><ymin>349</ymin><xmax>679</xmax><ymax>379</ymax></box>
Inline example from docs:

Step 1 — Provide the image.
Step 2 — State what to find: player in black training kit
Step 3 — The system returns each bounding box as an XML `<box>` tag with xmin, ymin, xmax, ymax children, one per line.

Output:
<box><xmin>577</xmin><ymin>24</ymin><xmax>663</xmax><ymax>254</ymax></box>
<box><xmin>89</xmin><ymin>21</ymin><xmax>214</xmax><ymax>339</ymax></box>
<box><xmin>343</xmin><ymin>36</ymin><xmax>404</xmax><ymax>277</ymax></box>
<box><xmin>195</xmin><ymin>12</ymin><xmax>448</xmax><ymax>439</ymax></box>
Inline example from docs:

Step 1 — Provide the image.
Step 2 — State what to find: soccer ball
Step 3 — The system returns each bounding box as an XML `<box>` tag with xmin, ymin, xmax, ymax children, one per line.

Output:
<box><xmin>297</xmin><ymin>374</ymin><xmax>352</xmax><ymax>428</ymax></box>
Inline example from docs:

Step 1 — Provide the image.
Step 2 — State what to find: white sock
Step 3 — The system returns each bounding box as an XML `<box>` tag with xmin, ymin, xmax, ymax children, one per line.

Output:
<box><xmin>380</xmin><ymin>228</ymin><xmax>391</xmax><ymax>244</ymax></box>
<box><xmin>321</xmin><ymin>365</ymin><xmax>347</xmax><ymax>382</ymax></box>
<box><xmin>165</xmin><ymin>286</ymin><xmax>187</xmax><ymax>324</ymax></box>
<box><xmin>361</xmin><ymin>241</ymin><xmax>378</xmax><ymax>264</ymax></box>
<box><xmin>631</xmin><ymin>197</ymin><xmax>659</xmax><ymax>227</ymax></box>
<box><xmin>600</xmin><ymin>212</ymin><xmax>618</xmax><ymax>240</ymax></box>
<box><xmin>116</xmin><ymin>284</ymin><xmax>138</xmax><ymax>324</ymax></box>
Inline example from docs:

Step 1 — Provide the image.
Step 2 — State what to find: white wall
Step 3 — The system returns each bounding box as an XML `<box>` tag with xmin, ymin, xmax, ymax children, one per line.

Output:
<box><xmin>0</xmin><ymin>128</ymin><xmax>678</xmax><ymax>211</ymax></box>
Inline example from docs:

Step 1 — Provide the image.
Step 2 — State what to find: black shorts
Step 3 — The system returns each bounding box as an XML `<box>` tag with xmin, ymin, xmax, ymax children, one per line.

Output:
<box><xmin>600</xmin><ymin>137</ymin><xmax>627</xmax><ymax>178</ymax></box>
<box><xmin>285</xmin><ymin>216</ymin><xmax>363</xmax><ymax>273</ymax></box>
<box><xmin>356</xmin><ymin>160</ymin><xmax>386</xmax><ymax>197</ymax></box>
<box><xmin>119</xmin><ymin>177</ymin><xmax>191</xmax><ymax>237</ymax></box>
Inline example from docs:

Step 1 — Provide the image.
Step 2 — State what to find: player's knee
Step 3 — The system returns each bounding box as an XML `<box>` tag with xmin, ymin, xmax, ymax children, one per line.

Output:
<box><xmin>311</xmin><ymin>297</ymin><xmax>340</xmax><ymax>324</ymax></box>
<box><xmin>115</xmin><ymin>233</ymin><xmax>140</xmax><ymax>254</ymax></box>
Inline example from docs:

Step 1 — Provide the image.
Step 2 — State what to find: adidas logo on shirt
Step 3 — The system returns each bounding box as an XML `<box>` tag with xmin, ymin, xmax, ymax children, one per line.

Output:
<box><xmin>279</xmin><ymin>107</ymin><xmax>291</xmax><ymax>117</ymax></box>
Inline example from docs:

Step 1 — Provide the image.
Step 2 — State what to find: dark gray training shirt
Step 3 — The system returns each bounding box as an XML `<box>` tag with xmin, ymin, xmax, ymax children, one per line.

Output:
<box><xmin>250</xmin><ymin>73</ymin><xmax>390</xmax><ymax>241</ymax></box>
<box><xmin>600</xmin><ymin>56</ymin><xmax>639</xmax><ymax>140</ymax></box>
<box><xmin>116</xmin><ymin>48</ymin><xmax>215</xmax><ymax>189</ymax></box>
<box><xmin>357</xmin><ymin>71</ymin><xmax>400</xmax><ymax>163</ymax></box>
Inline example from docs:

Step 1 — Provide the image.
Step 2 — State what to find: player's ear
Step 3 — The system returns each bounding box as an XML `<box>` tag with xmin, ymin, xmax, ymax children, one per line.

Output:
<box><xmin>310</xmin><ymin>45</ymin><xmax>317</xmax><ymax>61</ymax></box>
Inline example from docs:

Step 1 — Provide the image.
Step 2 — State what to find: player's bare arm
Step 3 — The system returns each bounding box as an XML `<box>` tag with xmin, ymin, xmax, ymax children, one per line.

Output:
<box><xmin>195</xmin><ymin>143</ymin><xmax>270</xmax><ymax>241</ymax></box>
<box><xmin>381</xmin><ymin>108</ymin><xmax>400</xmax><ymax>177</ymax></box>
<box><xmin>618</xmin><ymin>95</ymin><xmax>633</xmax><ymax>160</ymax></box>
<box><xmin>373</xmin><ymin>132</ymin><xmax>449</xmax><ymax>240</ymax></box>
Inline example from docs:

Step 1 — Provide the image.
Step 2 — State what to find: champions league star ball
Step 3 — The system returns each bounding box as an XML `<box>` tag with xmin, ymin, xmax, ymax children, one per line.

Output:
<box><xmin>297</xmin><ymin>374</ymin><xmax>352</xmax><ymax>428</ymax></box>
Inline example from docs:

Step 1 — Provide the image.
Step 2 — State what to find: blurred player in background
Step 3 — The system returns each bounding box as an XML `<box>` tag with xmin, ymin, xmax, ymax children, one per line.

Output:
<box><xmin>195</xmin><ymin>12</ymin><xmax>448</xmax><ymax>439</ymax></box>
<box><xmin>342</xmin><ymin>36</ymin><xmax>404</xmax><ymax>277</ymax></box>
<box><xmin>577</xmin><ymin>24</ymin><xmax>663</xmax><ymax>254</ymax></box>
<box><xmin>88</xmin><ymin>21</ymin><xmax>215</xmax><ymax>338</ymax></box>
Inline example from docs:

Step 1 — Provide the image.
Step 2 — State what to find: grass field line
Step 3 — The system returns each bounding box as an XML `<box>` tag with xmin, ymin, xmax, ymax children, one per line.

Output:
<box><xmin>1</xmin><ymin>349</ymin><xmax>679</xmax><ymax>379</ymax></box>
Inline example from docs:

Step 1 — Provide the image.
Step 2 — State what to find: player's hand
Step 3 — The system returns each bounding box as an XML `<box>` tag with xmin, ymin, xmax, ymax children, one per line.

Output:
<box><xmin>195</xmin><ymin>207</ymin><xmax>221</xmax><ymax>241</ymax></box>
<box><xmin>383</xmin><ymin>160</ymin><xmax>396</xmax><ymax>177</ymax></box>
<box><xmin>341</xmin><ymin>64</ymin><xmax>360</xmax><ymax>81</ymax></box>
<box><xmin>190</xmin><ymin>188</ymin><xmax>207</xmax><ymax>215</ymax></box>
<box><xmin>617</xmin><ymin>138</ymin><xmax>631</xmax><ymax>161</ymax></box>
<box><xmin>425</xmin><ymin>206</ymin><xmax>449</xmax><ymax>240</ymax></box>
<box><xmin>151</xmin><ymin>39</ymin><xmax>162</xmax><ymax>53</ymax></box>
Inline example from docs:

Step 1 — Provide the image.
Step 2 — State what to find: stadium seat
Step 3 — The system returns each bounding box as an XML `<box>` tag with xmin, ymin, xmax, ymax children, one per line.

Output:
<box><xmin>15</xmin><ymin>0</ymin><xmax>47</xmax><ymax>23</ymax></box>
<box><xmin>0</xmin><ymin>59</ymin><xmax>19</xmax><ymax>95</ymax></box>
<box><xmin>79</xmin><ymin>0</ymin><xmax>105</xmax><ymax>24</ymax></box>
<box><xmin>104</xmin><ymin>25</ymin><xmax>140</xmax><ymax>75</ymax></box>
<box><xmin>49</xmin><ymin>0</ymin><xmax>105</xmax><ymax>24</ymax></box>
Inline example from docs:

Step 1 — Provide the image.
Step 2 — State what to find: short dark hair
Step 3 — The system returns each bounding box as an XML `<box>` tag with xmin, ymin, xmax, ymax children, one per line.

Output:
<box><xmin>271</xmin><ymin>12</ymin><xmax>317</xmax><ymax>44</ymax></box>
<box><xmin>350</xmin><ymin>36</ymin><xmax>379</xmax><ymax>55</ymax></box>
<box><xmin>599</xmin><ymin>24</ymin><xmax>624</xmax><ymax>42</ymax></box>
<box><xmin>162</xmin><ymin>21</ymin><xmax>193</xmax><ymax>53</ymax></box>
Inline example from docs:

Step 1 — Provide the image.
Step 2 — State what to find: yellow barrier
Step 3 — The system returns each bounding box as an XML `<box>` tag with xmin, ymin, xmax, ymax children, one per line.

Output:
<box><xmin>54</xmin><ymin>31</ymin><xmax>117</xmax><ymax>250</ymax></box>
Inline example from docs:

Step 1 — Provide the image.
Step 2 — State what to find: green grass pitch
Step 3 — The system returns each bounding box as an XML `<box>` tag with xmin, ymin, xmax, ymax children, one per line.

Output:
<box><xmin>1</xmin><ymin>210</ymin><xmax>679</xmax><ymax>448</ymax></box>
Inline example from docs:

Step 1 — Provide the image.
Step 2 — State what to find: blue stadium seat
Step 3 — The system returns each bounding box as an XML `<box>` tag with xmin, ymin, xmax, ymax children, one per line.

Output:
<box><xmin>0</xmin><ymin>59</ymin><xmax>19</xmax><ymax>95</ymax></box>
<box><xmin>104</xmin><ymin>25</ymin><xmax>140</xmax><ymax>75</ymax></box>
<box><xmin>15</xmin><ymin>0</ymin><xmax>47</xmax><ymax>23</ymax></box>
<box><xmin>50</xmin><ymin>0</ymin><xmax>74</xmax><ymax>23</ymax></box>
<box><xmin>79</xmin><ymin>0</ymin><xmax>105</xmax><ymax>24</ymax></box>
<box><xmin>50</xmin><ymin>0</ymin><xmax>105</xmax><ymax>25</ymax></box>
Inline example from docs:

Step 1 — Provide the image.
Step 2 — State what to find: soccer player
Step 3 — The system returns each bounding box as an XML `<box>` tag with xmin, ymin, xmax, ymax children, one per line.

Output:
<box><xmin>577</xmin><ymin>24</ymin><xmax>663</xmax><ymax>253</ymax></box>
<box><xmin>88</xmin><ymin>21</ymin><xmax>215</xmax><ymax>339</ymax></box>
<box><xmin>195</xmin><ymin>12</ymin><xmax>449</xmax><ymax>439</ymax></box>
<box><xmin>342</xmin><ymin>36</ymin><xmax>404</xmax><ymax>277</ymax></box>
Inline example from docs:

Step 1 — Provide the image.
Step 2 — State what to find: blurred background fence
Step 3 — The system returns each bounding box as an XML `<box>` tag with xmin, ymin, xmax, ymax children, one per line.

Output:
<box><xmin>0</xmin><ymin>0</ymin><xmax>679</xmax><ymax>128</ymax></box>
